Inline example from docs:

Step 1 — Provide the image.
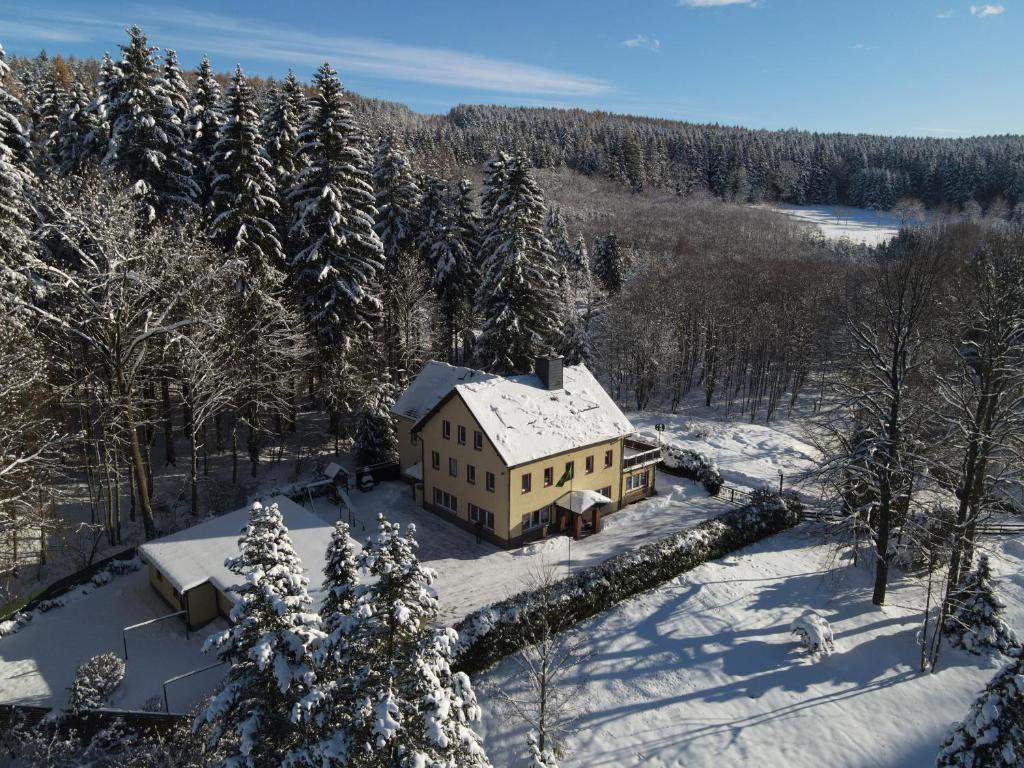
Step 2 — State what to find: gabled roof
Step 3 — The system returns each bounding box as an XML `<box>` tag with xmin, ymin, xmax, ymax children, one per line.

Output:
<box><xmin>138</xmin><ymin>495</ymin><xmax>344</xmax><ymax>606</ymax></box>
<box><xmin>412</xmin><ymin>363</ymin><xmax>635</xmax><ymax>467</ymax></box>
<box><xmin>391</xmin><ymin>361</ymin><xmax>495</xmax><ymax>421</ymax></box>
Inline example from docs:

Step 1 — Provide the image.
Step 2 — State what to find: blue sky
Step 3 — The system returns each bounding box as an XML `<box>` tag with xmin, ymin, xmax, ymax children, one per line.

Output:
<box><xmin>1</xmin><ymin>1</ymin><xmax>1020</xmax><ymax>137</ymax></box>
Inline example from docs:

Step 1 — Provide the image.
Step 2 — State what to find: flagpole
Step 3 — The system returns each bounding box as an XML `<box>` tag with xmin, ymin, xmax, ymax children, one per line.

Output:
<box><xmin>568</xmin><ymin>461</ymin><xmax>574</xmax><ymax>576</ymax></box>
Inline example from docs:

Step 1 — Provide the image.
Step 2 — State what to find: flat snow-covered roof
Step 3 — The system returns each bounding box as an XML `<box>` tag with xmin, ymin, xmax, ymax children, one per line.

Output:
<box><xmin>391</xmin><ymin>361</ymin><xmax>494</xmax><ymax>421</ymax></box>
<box><xmin>138</xmin><ymin>495</ymin><xmax>339</xmax><ymax>605</ymax></box>
<box><xmin>455</xmin><ymin>365</ymin><xmax>634</xmax><ymax>467</ymax></box>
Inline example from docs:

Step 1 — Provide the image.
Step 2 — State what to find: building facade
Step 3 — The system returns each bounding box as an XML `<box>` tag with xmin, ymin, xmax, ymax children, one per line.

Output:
<box><xmin>393</xmin><ymin>357</ymin><xmax>660</xmax><ymax>548</ymax></box>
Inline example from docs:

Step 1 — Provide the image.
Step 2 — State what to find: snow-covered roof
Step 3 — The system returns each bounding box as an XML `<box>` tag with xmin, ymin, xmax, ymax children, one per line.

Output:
<box><xmin>406</xmin><ymin>461</ymin><xmax>423</xmax><ymax>481</ymax></box>
<box><xmin>391</xmin><ymin>361</ymin><xmax>494</xmax><ymax>421</ymax></box>
<box><xmin>555</xmin><ymin>489</ymin><xmax>613</xmax><ymax>514</ymax></box>
<box><xmin>138</xmin><ymin>496</ymin><xmax>339</xmax><ymax>605</ymax></box>
<box><xmin>453</xmin><ymin>365</ymin><xmax>635</xmax><ymax>467</ymax></box>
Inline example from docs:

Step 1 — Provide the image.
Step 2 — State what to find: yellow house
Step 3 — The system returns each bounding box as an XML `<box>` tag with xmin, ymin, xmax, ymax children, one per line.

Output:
<box><xmin>392</xmin><ymin>357</ymin><xmax>661</xmax><ymax>548</ymax></box>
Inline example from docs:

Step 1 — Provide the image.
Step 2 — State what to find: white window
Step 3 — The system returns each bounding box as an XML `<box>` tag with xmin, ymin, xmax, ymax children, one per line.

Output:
<box><xmin>442</xmin><ymin>420</ymin><xmax>451</xmax><ymax>439</ymax></box>
<box><xmin>433</xmin><ymin>487</ymin><xmax>458</xmax><ymax>513</ymax></box>
<box><xmin>522</xmin><ymin>505</ymin><xmax>551</xmax><ymax>531</ymax></box>
<box><xmin>627</xmin><ymin>472</ymin><xmax>649</xmax><ymax>491</ymax></box>
<box><xmin>469</xmin><ymin>503</ymin><xmax>495</xmax><ymax>531</ymax></box>
<box><xmin>449</xmin><ymin>457</ymin><xmax>458</xmax><ymax>477</ymax></box>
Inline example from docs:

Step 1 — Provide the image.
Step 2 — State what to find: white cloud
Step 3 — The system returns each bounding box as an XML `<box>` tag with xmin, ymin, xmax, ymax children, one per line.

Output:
<box><xmin>970</xmin><ymin>3</ymin><xmax>1006</xmax><ymax>16</ymax></box>
<box><xmin>677</xmin><ymin>0</ymin><xmax>758</xmax><ymax>6</ymax></box>
<box><xmin>852</xmin><ymin>42</ymin><xmax>866</xmax><ymax>49</ymax></box>
<box><xmin>937</xmin><ymin>9</ymin><xmax>955</xmax><ymax>17</ymax></box>
<box><xmin>1</xmin><ymin>5</ymin><xmax>610</xmax><ymax>97</ymax></box>
<box><xmin>623</xmin><ymin>34</ymin><xmax>661</xmax><ymax>52</ymax></box>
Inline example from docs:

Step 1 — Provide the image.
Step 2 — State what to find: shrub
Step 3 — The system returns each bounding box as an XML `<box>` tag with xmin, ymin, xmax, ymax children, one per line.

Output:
<box><xmin>453</xmin><ymin>491</ymin><xmax>802</xmax><ymax>674</ymax></box>
<box><xmin>660</xmin><ymin>442</ymin><xmax>724</xmax><ymax>496</ymax></box>
<box><xmin>67</xmin><ymin>653</ymin><xmax>126</xmax><ymax>712</ymax></box>
<box><xmin>790</xmin><ymin>611</ymin><xmax>834</xmax><ymax>656</ymax></box>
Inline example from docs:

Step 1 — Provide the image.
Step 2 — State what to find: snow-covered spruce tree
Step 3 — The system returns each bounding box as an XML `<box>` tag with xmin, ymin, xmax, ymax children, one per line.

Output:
<box><xmin>187</xmin><ymin>54</ymin><xmax>225</xmax><ymax>213</ymax></box>
<box><xmin>936</xmin><ymin>648</ymin><xmax>1023</xmax><ymax>767</ymax></box>
<box><xmin>352</xmin><ymin>363</ymin><xmax>399</xmax><ymax>467</ymax></box>
<box><xmin>198</xmin><ymin>500</ymin><xmax>325</xmax><ymax>767</ymax></box>
<box><xmin>545</xmin><ymin>208</ymin><xmax>574</xmax><ymax>271</ymax></box>
<box><xmin>342</xmin><ymin>516</ymin><xmax>490</xmax><ymax>768</ymax></box>
<box><xmin>103</xmin><ymin>26</ymin><xmax>197</xmax><ymax>219</ymax></box>
<box><xmin>33</xmin><ymin>64</ymin><xmax>68</xmax><ymax>171</ymax></box>
<box><xmin>162</xmin><ymin>49</ymin><xmax>190</xmax><ymax>124</ymax></box>
<box><xmin>288</xmin><ymin>520</ymin><xmax>361</xmax><ymax>767</ymax></box>
<box><xmin>374</xmin><ymin>132</ymin><xmax>421</xmax><ymax>269</ymax></box>
<box><xmin>66</xmin><ymin>653</ymin><xmax>126</xmax><ymax>712</ymax></box>
<box><xmin>210</xmin><ymin>65</ymin><xmax>285</xmax><ymax>297</ymax></box>
<box><xmin>943</xmin><ymin>555</ymin><xmax>1020</xmax><ymax>656</ymax></box>
<box><xmin>262</xmin><ymin>71</ymin><xmax>304</xmax><ymax>254</ymax></box>
<box><xmin>475</xmin><ymin>152</ymin><xmax>562</xmax><ymax>374</ymax></box>
<box><xmin>75</xmin><ymin>51</ymin><xmax>117</xmax><ymax>166</ymax></box>
<box><xmin>0</xmin><ymin>44</ymin><xmax>35</xmax><ymax>294</ymax></box>
<box><xmin>373</xmin><ymin>132</ymin><xmax>424</xmax><ymax>373</ymax></box>
<box><xmin>289</xmin><ymin>62</ymin><xmax>385</xmax><ymax>357</ymax></box>
<box><xmin>56</xmin><ymin>80</ymin><xmax>96</xmax><ymax>175</ymax></box>
<box><xmin>592</xmin><ymin>232</ymin><xmax>623</xmax><ymax>293</ymax></box>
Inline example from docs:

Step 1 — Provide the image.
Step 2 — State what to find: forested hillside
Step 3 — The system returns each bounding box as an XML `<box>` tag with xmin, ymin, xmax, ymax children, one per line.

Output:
<box><xmin>9</xmin><ymin>47</ymin><xmax>1024</xmax><ymax>214</ymax></box>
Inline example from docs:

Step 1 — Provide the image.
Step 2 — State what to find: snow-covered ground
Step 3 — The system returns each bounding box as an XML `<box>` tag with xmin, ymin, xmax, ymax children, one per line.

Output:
<box><xmin>476</xmin><ymin>527</ymin><xmax>1024</xmax><ymax>768</ymax></box>
<box><xmin>0</xmin><ymin>402</ymin><xmax>824</xmax><ymax>713</ymax></box>
<box><xmin>0</xmin><ymin>568</ymin><xmax>225</xmax><ymax>712</ymax></box>
<box><xmin>759</xmin><ymin>204</ymin><xmax>906</xmax><ymax>246</ymax></box>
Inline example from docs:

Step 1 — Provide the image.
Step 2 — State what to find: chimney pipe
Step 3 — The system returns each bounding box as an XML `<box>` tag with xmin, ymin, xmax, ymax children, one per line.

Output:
<box><xmin>535</xmin><ymin>355</ymin><xmax>563</xmax><ymax>391</ymax></box>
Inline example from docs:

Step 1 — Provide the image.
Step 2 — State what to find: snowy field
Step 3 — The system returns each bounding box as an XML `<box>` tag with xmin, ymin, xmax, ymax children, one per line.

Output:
<box><xmin>759</xmin><ymin>204</ymin><xmax>906</xmax><ymax>246</ymax></box>
<box><xmin>476</xmin><ymin>527</ymin><xmax>1024</xmax><ymax>768</ymax></box>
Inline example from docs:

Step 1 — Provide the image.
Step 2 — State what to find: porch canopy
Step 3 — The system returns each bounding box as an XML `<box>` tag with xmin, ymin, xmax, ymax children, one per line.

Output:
<box><xmin>555</xmin><ymin>489</ymin><xmax>612</xmax><ymax>514</ymax></box>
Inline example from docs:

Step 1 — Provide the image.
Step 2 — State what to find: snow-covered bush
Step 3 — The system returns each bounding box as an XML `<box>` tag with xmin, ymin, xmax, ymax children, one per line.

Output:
<box><xmin>660</xmin><ymin>442</ymin><xmax>723</xmax><ymax>496</ymax></box>
<box><xmin>944</xmin><ymin>555</ymin><xmax>1020</xmax><ymax>656</ymax></box>
<box><xmin>66</xmin><ymin>653</ymin><xmax>126</xmax><ymax>712</ymax></box>
<box><xmin>0</xmin><ymin>612</ymin><xmax>32</xmax><ymax>637</ymax></box>
<box><xmin>454</xmin><ymin>491</ymin><xmax>802</xmax><ymax>674</ymax></box>
<box><xmin>790</xmin><ymin>611</ymin><xmax>835</xmax><ymax>656</ymax></box>
<box><xmin>528</xmin><ymin>732</ymin><xmax>559</xmax><ymax>768</ymax></box>
<box><xmin>937</xmin><ymin>647</ymin><xmax>1023</xmax><ymax>767</ymax></box>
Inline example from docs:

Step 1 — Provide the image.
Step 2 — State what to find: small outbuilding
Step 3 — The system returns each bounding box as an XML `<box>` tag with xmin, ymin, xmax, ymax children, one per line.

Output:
<box><xmin>138</xmin><ymin>495</ymin><xmax>337</xmax><ymax>630</ymax></box>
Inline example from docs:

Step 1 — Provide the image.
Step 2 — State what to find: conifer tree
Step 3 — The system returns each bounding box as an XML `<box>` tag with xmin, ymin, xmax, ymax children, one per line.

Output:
<box><xmin>210</xmin><ymin>65</ymin><xmax>284</xmax><ymax>297</ymax></box>
<box><xmin>262</xmin><ymin>71</ymin><xmax>304</xmax><ymax>253</ymax></box>
<box><xmin>373</xmin><ymin>133</ymin><xmax>423</xmax><ymax>372</ymax></box>
<box><xmin>592</xmin><ymin>232</ymin><xmax>623</xmax><ymax>293</ymax></box>
<box><xmin>289</xmin><ymin>520</ymin><xmax>362</xmax><ymax>767</ymax></box>
<box><xmin>475</xmin><ymin>152</ymin><xmax>561</xmax><ymax>374</ymax></box>
<box><xmin>937</xmin><ymin>648</ymin><xmax>1023</xmax><ymax>767</ymax></box>
<box><xmin>289</xmin><ymin>62</ymin><xmax>384</xmax><ymax>356</ymax></box>
<box><xmin>103</xmin><ymin>26</ymin><xmax>197</xmax><ymax>218</ymax></box>
<box><xmin>33</xmin><ymin>65</ymin><xmax>67</xmax><ymax>171</ymax></box>
<box><xmin>0</xmin><ymin>44</ymin><xmax>35</xmax><ymax>293</ymax></box>
<box><xmin>162</xmin><ymin>49</ymin><xmax>190</xmax><ymax>124</ymax></box>
<box><xmin>77</xmin><ymin>52</ymin><xmax>117</xmax><ymax>165</ymax></box>
<box><xmin>56</xmin><ymin>80</ymin><xmax>96</xmax><ymax>174</ymax></box>
<box><xmin>343</xmin><ymin>516</ymin><xmax>489</xmax><ymax>768</ymax></box>
<box><xmin>188</xmin><ymin>54</ymin><xmax>225</xmax><ymax>212</ymax></box>
<box><xmin>198</xmin><ymin>500</ymin><xmax>324</xmax><ymax>767</ymax></box>
<box><xmin>943</xmin><ymin>555</ymin><xmax>1020</xmax><ymax>655</ymax></box>
<box><xmin>352</xmin><ymin>362</ymin><xmax>399</xmax><ymax>467</ymax></box>
<box><xmin>424</xmin><ymin>181</ymin><xmax>475</xmax><ymax>361</ymax></box>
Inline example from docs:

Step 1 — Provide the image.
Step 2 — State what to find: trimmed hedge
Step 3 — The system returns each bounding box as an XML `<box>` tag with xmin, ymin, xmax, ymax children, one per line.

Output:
<box><xmin>453</xmin><ymin>490</ymin><xmax>802</xmax><ymax>674</ymax></box>
<box><xmin>660</xmin><ymin>443</ymin><xmax>724</xmax><ymax>496</ymax></box>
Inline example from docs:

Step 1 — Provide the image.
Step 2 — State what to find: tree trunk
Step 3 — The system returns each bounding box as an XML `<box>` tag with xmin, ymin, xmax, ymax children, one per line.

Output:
<box><xmin>161</xmin><ymin>375</ymin><xmax>176</xmax><ymax>466</ymax></box>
